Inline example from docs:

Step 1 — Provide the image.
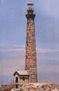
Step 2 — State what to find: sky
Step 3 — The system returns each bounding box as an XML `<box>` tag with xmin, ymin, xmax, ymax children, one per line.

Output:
<box><xmin>0</xmin><ymin>0</ymin><xmax>59</xmax><ymax>85</ymax></box>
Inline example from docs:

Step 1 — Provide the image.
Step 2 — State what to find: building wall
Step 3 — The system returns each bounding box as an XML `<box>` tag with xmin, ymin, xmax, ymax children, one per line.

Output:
<box><xmin>14</xmin><ymin>74</ymin><xmax>29</xmax><ymax>85</ymax></box>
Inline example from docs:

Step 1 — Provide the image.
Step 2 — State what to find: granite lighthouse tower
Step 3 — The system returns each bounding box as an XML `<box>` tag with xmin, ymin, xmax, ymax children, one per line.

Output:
<box><xmin>25</xmin><ymin>3</ymin><xmax>37</xmax><ymax>82</ymax></box>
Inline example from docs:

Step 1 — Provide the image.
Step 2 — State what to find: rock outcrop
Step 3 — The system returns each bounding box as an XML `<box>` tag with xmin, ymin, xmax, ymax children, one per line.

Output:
<box><xmin>11</xmin><ymin>82</ymin><xmax>59</xmax><ymax>91</ymax></box>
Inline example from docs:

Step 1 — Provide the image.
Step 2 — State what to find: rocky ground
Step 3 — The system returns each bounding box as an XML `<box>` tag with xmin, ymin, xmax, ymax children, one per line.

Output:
<box><xmin>11</xmin><ymin>82</ymin><xmax>59</xmax><ymax>91</ymax></box>
<box><xmin>0</xmin><ymin>82</ymin><xmax>59</xmax><ymax>91</ymax></box>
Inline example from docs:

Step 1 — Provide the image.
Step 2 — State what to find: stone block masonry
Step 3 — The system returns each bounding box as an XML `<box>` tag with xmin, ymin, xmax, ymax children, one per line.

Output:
<box><xmin>25</xmin><ymin>3</ymin><xmax>37</xmax><ymax>82</ymax></box>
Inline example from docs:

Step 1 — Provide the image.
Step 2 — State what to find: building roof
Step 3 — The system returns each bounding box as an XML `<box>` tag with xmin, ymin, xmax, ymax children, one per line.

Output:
<box><xmin>13</xmin><ymin>70</ymin><xmax>29</xmax><ymax>76</ymax></box>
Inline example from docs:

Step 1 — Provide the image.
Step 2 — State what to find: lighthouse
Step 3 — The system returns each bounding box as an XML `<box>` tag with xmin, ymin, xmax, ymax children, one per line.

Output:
<box><xmin>25</xmin><ymin>3</ymin><xmax>37</xmax><ymax>82</ymax></box>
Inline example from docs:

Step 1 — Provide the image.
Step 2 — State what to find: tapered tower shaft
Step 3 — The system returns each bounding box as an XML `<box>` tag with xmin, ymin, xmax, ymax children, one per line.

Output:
<box><xmin>25</xmin><ymin>3</ymin><xmax>37</xmax><ymax>82</ymax></box>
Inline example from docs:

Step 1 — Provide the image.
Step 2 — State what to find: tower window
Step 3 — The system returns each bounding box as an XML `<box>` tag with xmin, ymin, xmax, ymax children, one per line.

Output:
<box><xmin>22</xmin><ymin>77</ymin><xmax>25</xmax><ymax>81</ymax></box>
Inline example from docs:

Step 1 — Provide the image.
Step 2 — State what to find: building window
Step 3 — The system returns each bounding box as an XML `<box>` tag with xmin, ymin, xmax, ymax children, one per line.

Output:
<box><xmin>16</xmin><ymin>77</ymin><xmax>18</xmax><ymax>83</ymax></box>
<box><xmin>22</xmin><ymin>77</ymin><xmax>25</xmax><ymax>81</ymax></box>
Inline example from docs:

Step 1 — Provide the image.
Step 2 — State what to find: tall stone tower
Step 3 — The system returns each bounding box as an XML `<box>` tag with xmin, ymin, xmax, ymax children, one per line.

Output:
<box><xmin>25</xmin><ymin>3</ymin><xmax>37</xmax><ymax>82</ymax></box>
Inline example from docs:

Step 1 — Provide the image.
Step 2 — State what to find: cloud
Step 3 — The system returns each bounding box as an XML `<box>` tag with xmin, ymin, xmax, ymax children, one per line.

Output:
<box><xmin>36</xmin><ymin>0</ymin><xmax>59</xmax><ymax>18</ymax></box>
<box><xmin>38</xmin><ymin>64</ymin><xmax>59</xmax><ymax>84</ymax></box>
<box><xmin>0</xmin><ymin>44</ymin><xmax>25</xmax><ymax>48</ymax></box>
<box><xmin>0</xmin><ymin>57</ymin><xmax>25</xmax><ymax>84</ymax></box>
<box><xmin>37</xmin><ymin>48</ymin><xmax>59</xmax><ymax>53</ymax></box>
<box><xmin>0</xmin><ymin>44</ymin><xmax>25</xmax><ymax>53</ymax></box>
<box><xmin>0</xmin><ymin>44</ymin><xmax>59</xmax><ymax>54</ymax></box>
<box><xmin>38</xmin><ymin>64</ymin><xmax>59</xmax><ymax>73</ymax></box>
<box><xmin>0</xmin><ymin>58</ymin><xmax>25</xmax><ymax>76</ymax></box>
<box><xmin>7</xmin><ymin>48</ymin><xmax>25</xmax><ymax>53</ymax></box>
